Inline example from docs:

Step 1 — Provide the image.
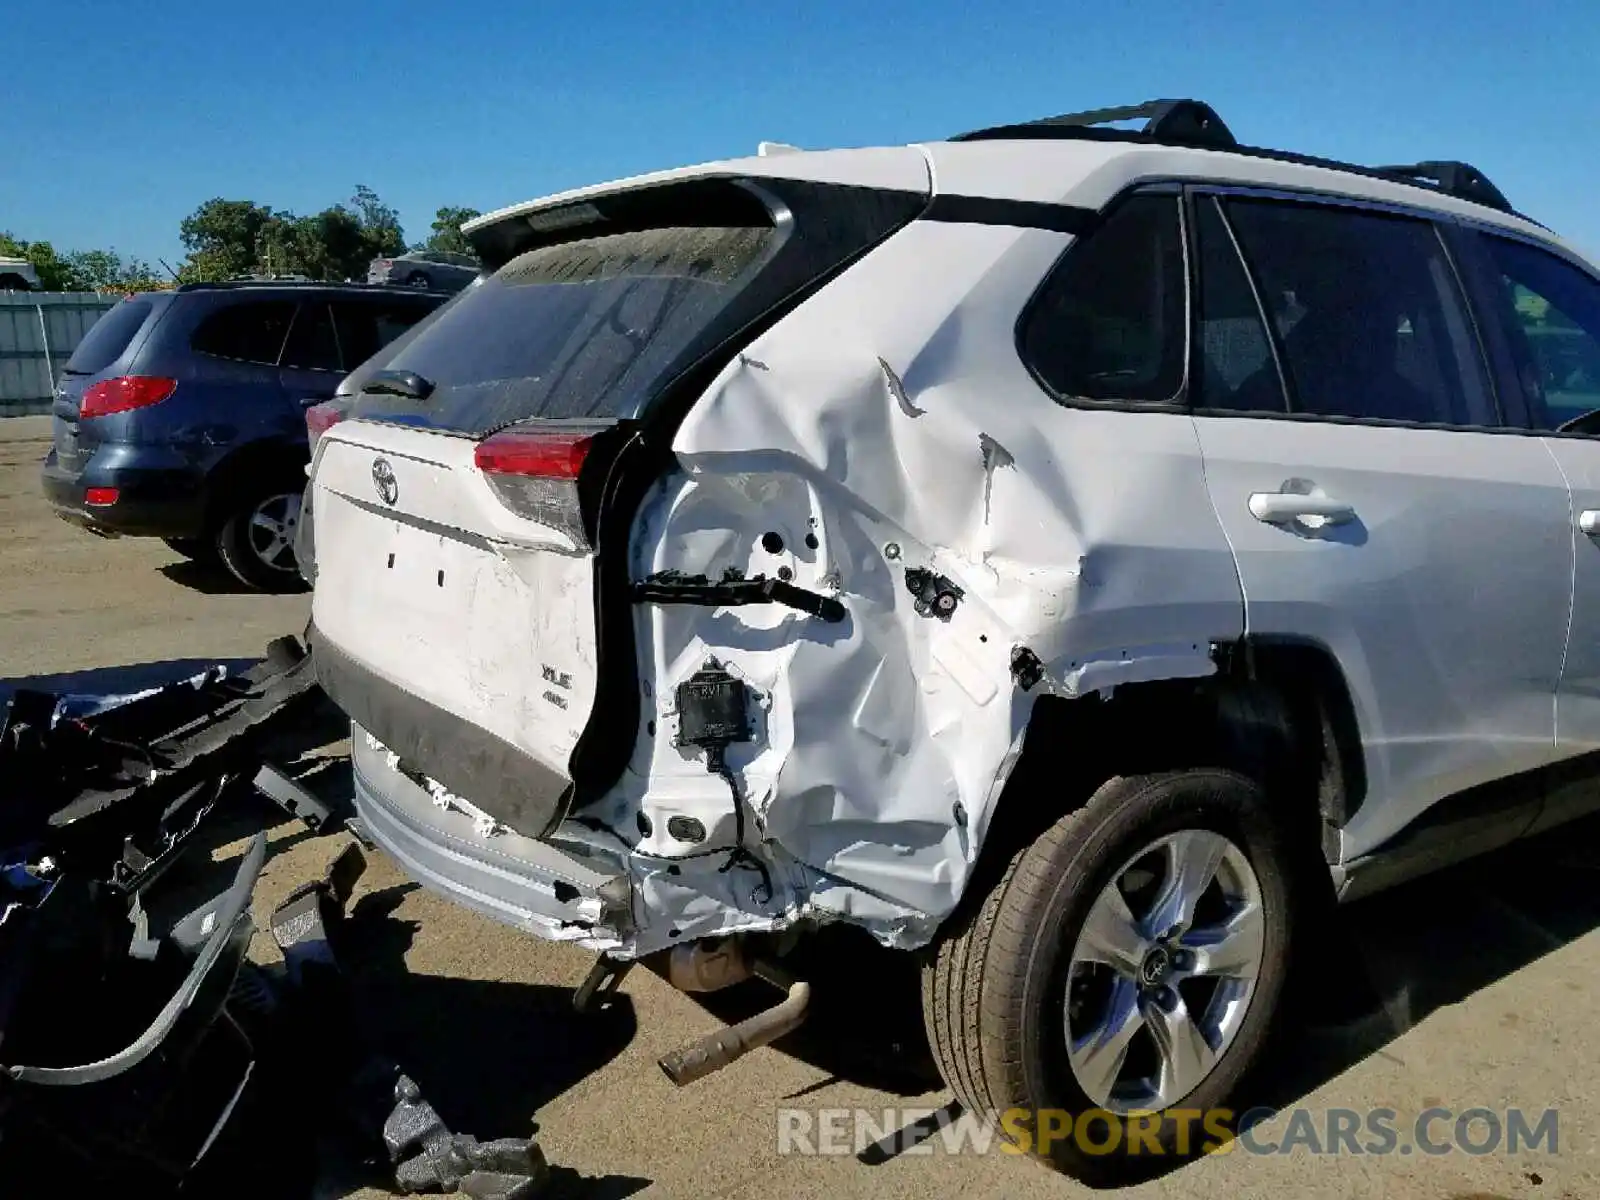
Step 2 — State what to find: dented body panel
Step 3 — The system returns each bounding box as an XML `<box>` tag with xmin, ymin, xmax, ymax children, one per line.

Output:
<box><xmin>586</xmin><ymin>218</ymin><xmax>1241</xmax><ymax>951</ymax></box>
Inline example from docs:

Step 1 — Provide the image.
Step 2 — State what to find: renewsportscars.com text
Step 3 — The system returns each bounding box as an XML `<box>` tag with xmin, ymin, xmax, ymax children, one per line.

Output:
<box><xmin>776</xmin><ymin>1105</ymin><xmax>1559</xmax><ymax>1158</ymax></box>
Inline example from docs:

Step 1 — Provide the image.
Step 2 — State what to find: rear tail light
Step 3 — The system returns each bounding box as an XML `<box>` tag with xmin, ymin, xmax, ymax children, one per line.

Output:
<box><xmin>84</xmin><ymin>486</ymin><xmax>119</xmax><ymax>506</ymax></box>
<box><xmin>474</xmin><ymin>428</ymin><xmax>595</xmax><ymax>547</ymax></box>
<box><xmin>79</xmin><ymin>376</ymin><xmax>176</xmax><ymax>419</ymax></box>
<box><xmin>305</xmin><ymin>400</ymin><xmax>347</xmax><ymax>456</ymax></box>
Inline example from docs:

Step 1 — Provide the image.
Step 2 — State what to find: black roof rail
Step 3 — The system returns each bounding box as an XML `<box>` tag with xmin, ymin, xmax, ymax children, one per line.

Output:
<box><xmin>953</xmin><ymin>98</ymin><xmax>1238</xmax><ymax>150</ymax></box>
<box><xmin>948</xmin><ymin>101</ymin><xmax>1524</xmax><ymax>219</ymax></box>
<box><xmin>1370</xmin><ymin>161</ymin><xmax>1514</xmax><ymax>215</ymax></box>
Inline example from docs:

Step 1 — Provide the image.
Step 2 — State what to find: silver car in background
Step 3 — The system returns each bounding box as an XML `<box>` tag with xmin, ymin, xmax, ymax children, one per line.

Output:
<box><xmin>366</xmin><ymin>250</ymin><xmax>479</xmax><ymax>292</ymax></box>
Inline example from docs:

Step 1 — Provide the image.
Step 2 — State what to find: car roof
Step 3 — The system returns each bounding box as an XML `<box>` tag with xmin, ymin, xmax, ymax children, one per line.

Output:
<box><xmin>465</xmin><ymin>97</ymin><xmax>1589</xmax><ymax>269</ymax></box>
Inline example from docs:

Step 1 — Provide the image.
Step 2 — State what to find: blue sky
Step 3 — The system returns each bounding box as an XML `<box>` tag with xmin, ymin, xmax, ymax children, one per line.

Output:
<box><xmin>3</xmin><ymin>0</ymin><xmax>1597</xmax><ymax>265</ymax></box>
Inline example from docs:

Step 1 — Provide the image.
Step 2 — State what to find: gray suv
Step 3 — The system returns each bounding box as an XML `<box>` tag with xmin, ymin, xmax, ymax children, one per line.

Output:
<box><xmin>42</xmin><ymin>281</ymin><xmax>446</xmax><ymax>590</ymax></box>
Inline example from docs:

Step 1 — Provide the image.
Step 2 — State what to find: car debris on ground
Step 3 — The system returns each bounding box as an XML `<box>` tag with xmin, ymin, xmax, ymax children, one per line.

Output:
<box><xmin>0</xmin><ymin>637</ymin><xmax>548</xmax><ymax>1197</ymax></box>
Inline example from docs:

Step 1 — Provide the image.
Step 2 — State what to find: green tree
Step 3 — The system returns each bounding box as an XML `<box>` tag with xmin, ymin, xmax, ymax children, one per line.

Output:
<box><xmin>178</xmin><ymin>187</ymin><xmax>409</xmax><ymax>282</ymax></box>
<box><xmin>178</xmin><ymin>199</ymin><xmax>278</xmax><ymax>281</ymax></box>
<box><xmin>348</xmin><ymin>184</ymin><xmax>406</xmax><ymax>264</ymax></box>
<box><xmin>419</xmin><ymin>206</ymin><xmax>482</xmax><ymax>257</ymax></box>
<box><xmin>61</xmin><ymin>248</ymin><xmax>166</xmax><ymax>292</ymax></box>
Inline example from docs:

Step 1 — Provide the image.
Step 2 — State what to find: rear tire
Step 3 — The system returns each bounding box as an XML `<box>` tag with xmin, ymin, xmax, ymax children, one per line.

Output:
<box><xmin>215</xmin><ymin>488</ymin><xmax>309</xmax><ymax>593</ymax></box>
<box><xmin>404</xmin><ymin>271</ymin><xmax>430</xmax><ymax>287</ymax></box>
<box><xmin>922</xmin><ymin>769</ymin><xmax>1294</xmax><ymax>1183</ymax></box>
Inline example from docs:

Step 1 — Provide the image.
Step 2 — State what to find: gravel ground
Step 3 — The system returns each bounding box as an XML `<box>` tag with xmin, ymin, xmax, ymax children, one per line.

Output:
<box><xmin>3</xmin><ymin>413</ymin><xmax>1596</xmax><ymax>1199</ymax></box>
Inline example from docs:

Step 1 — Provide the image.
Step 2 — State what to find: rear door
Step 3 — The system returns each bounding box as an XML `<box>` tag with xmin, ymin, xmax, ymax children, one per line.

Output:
<box><xmin>309</xmin><ymin>175</ymin><xmax>927</xmax><ymax>834</ymax></box>
<box><xmin>277</xmin><ymin>300</ymin><xmax>343</xmax><ymax>415</ymax></box>
<box><xmin>186</xmin><ymin>298</ymin><xmax>298</xmax><ymax>442</ymax></box>
<box><xmin>1469</xmin><ymin>233</ymin><xmax>1600</xmax><ymax>769</ymax></box>
<box><xmin>1188</xmin><ymin>192</ymin><xmax>1571</xmax><ymax>862</ymax></box>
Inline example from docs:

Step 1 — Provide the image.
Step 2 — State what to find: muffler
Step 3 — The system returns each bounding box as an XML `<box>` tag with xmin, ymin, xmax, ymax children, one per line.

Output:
<box><xmin>658</xmin><ymin>958</ymin><xmax>811</xmax><ymax>1086</ymax></box>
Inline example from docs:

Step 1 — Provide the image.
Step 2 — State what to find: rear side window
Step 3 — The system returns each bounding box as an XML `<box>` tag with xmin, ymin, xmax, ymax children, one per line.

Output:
<box><xmin>1479</xmin><ymin>235</ymin><xmax>1600</xmax><ymax>431</ymax></box>
<box><xmin>1019</xmin><ymin>194</ymin><xmax>1187</xmax><ymax>405</ymax></box>
<box><xmin>280</xmin><ymin>303</ymin><xmax>341</xmax><ymax>372</ymax></box>
<box><xmin>333</xmin><ymin>299</ymin><xmax>436</xmax><ymax>370</ymax></box>
<box><xmin>191</xmin><ymin>300</ymin><xmax>295</xmax><ymax>365</ymax></box>
<box><xmin>373</xmin><ymin>223</ymin><xmax>779</xmax><ymax>430</ymax></box>
<box><xmin>1223</xmin><ymin>200</ymin><xmax>1494</xmax><ymax>426</ymax></box>
<box><xmin>65</xmin><ymin>299</ymin><xmax>153</xmax><ymax>374</ymax></box>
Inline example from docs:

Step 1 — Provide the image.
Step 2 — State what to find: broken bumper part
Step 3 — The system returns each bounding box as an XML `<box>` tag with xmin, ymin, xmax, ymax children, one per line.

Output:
<box><xmin>350</xmin><ymin>726</ymin><xmax>634</xmax><ymax>944</ymax></box>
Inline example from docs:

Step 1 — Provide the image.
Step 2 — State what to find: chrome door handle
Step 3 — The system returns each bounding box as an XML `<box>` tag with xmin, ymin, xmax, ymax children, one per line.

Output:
<box><xmin>1248</xmin><ymin>492</ymin><xmax>1357</xmax><ymax>526</ymax></box>
<box><xmin>1578</xmin><ymin>510</ymin><xmax>1600</xmax><ymax>536</ymax></box>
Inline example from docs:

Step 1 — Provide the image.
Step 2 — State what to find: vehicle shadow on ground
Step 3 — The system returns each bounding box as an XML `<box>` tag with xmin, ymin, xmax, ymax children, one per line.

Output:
<box><xmin>696</xmin><ymin>814</ymin><xmax>1600</xmax><ymax>1180</ymax></box>
<box><xmin>1245</xmin><ymin>813</ymin><xmax>1600</xmax><ymax>1113</ymax></box>
<box><xmin>308</xmin><ymin>886</ymin><xmax>650</xmax><ymax>1199</ymax></box>
<box><xmin>158</xmin><ymin>556</ymin><xmax>263</xmax><ymax>594</ymax></box>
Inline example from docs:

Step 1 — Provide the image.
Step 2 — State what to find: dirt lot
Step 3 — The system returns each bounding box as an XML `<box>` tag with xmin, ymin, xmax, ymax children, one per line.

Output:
<box><xmin>3</xmin><ymin>413</ymin><xmax>1597</xmax><ymax>1199</ymax></box>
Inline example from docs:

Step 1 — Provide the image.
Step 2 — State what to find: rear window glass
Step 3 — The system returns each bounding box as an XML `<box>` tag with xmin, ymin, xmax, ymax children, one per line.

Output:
<box><xmin>191</xmin><ymin>300</ymin><xmax>295</xmax><ymax>365</ymax></box>
<box><xmin>65</xmin><ymin>299</ymin><xmax>153</xmax><ymax>374</ymax></box>
<box><xmin>365</xmin><ymin>223</ymin><xmax>778</xmax><ymax>431</ymax></box>
<box><xmin>1019</xmin><ymin>195</ymin><xmax>1188</xmax><ymax>405</ymax></box>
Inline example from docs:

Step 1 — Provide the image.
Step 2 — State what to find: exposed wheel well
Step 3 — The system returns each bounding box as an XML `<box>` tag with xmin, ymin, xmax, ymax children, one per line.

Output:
<box><xmin>963</xmin><ymin>637</ymin><xmax>1364</xmax><ymax>933</ymax></box>
<box><xmin>0</xmin><ymin>273</ymin><xmax>31</xmax><ymax>291</ymax></box>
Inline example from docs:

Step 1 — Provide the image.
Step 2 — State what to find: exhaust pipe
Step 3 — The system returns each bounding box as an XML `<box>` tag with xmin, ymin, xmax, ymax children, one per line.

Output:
<box><xmin>658</xmin><ymin>959</ymin><xmax>811</xmax><ymax>1086</ymax></box>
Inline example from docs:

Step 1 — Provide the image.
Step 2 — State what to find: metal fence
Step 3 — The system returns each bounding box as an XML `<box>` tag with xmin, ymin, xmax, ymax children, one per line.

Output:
<box><xmin>0</xmin><ymin>293</ymin><xmax>120</xmax><ymax>416</ymax></box>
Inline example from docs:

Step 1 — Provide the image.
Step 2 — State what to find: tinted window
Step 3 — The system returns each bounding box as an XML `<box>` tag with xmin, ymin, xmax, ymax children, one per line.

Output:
<box><xmin>280</xmin><ymin>303</ymin><xmax>341</xmax><ymax>372</ymax></box>
<box><xmin>1020</xmin><ymin>195</ymin><xmax>1186</xmax><ymax>404</ymax></box>
<box><xmin>191</xmin><ymin>300</ymin><xmax>295</xmax><ymax>365</ymax></box>
<box><xmin>1481</xmin><ymin>236</ymin><xmax>1600</xmax><ymax>431</ymax></box>
<box><xmin>1224</xmin><ymin>200</ymin><xmax>1493</xmax><ymax>425</ymax></box>
<box><xmin>333</xmin><ymin>300</ymin><xmax>436</xmax><ymax>370</ymax></box>
<box><xmin>65</xmin><ymin>299</ymin><xmax>153</xmax><ymax>374</ymax></box>
<box><xmin>1194</xmin><ymin>197</ymin><xmax>1284</xmax><ymax>412</ymax></box>
<box><xmin>370</xmin><ymin>222</ymin><xmax>781</xmax><ymax>431</ymax></box>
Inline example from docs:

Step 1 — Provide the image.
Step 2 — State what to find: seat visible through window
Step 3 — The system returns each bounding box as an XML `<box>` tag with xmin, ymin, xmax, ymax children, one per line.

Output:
<box><xmin>1220</xmin><ymin>199</ymin><xmax>1495</xmax><ymax>427</ymax></box>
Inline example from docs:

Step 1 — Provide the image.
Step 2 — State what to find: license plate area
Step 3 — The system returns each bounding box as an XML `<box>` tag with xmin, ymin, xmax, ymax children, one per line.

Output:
<box><xmin>312</xmin><ymin>490</ymin><xmax>597</xmax><ymax>779</ymax></box>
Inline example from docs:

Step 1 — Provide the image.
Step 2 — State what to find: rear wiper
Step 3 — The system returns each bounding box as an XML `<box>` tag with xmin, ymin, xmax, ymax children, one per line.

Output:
<box><xmin>360</xmin><ymin>370</ymin><xmax>435</xmax><ymax>401</ymax></box>
<box><xmin>632</xmin><ymin>570</ymin><xmax>846</xmax><ymax>623</ymax></box>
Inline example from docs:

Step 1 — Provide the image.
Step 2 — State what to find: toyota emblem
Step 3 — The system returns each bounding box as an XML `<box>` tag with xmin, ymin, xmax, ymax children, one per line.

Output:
<box><xmin>372</xmin><ymin>457</ymin><xmax>399</xmax><ymax>506</ymax></box>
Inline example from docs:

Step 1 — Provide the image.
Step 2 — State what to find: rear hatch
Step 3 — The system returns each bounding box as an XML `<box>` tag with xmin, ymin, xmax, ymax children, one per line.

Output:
<box><xmin>309</xmin><ymin>163</ymin><xmax>930</xmax><ymax>837</ymax></box>
<box><xmin>51</xmin><ymin>294</ymin><xmax>169</xmax><ymax>473</ymax></box>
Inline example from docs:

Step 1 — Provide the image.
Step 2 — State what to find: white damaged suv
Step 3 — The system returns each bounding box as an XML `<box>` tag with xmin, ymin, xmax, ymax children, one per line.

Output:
<box><xmin>302</xmin><ymin>100</ymin><xmax>1600</xmax><ymax>1177</ymax></box>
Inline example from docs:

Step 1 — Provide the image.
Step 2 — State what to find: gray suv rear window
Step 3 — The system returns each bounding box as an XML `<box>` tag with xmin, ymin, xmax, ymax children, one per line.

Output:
<box><xmin>64</xmin><ymin>299</ymin><xmax>153</xmax><ymax>375</ymax></box>
<box><xmin>369</xmin><ymin>224</ymin><xmax>778</xmax><ymax>432</ymax></box>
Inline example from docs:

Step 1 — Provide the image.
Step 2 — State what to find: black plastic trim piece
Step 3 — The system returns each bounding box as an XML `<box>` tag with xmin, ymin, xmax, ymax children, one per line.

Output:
<box><xmin>338</xmin><ymin>493</ymin><xmax>495</xmax><ymax>552</ymax></box>
<box><xmin>954</xmin><ymin>98</ymin><xmax>1237</xmax><ymax>150</ymax></box>
<box><xmin>632</xmin><ymin>572</ymin><xmax>846</xmax><ymax>622</ymax></box>
<box><xmin>922</xmin><ymin>195</ymin><xmax>1097</xmax><ymax>235</ymax></box>
<box><xmin>1372</xmin><ymin>161</ymin><xmax>1512</xmax><ymax>215</ymax></box>
<box><xmin>313</xmin><ymin>630</ymin><xmax>573</xmax><ymax>838</ymax></box>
